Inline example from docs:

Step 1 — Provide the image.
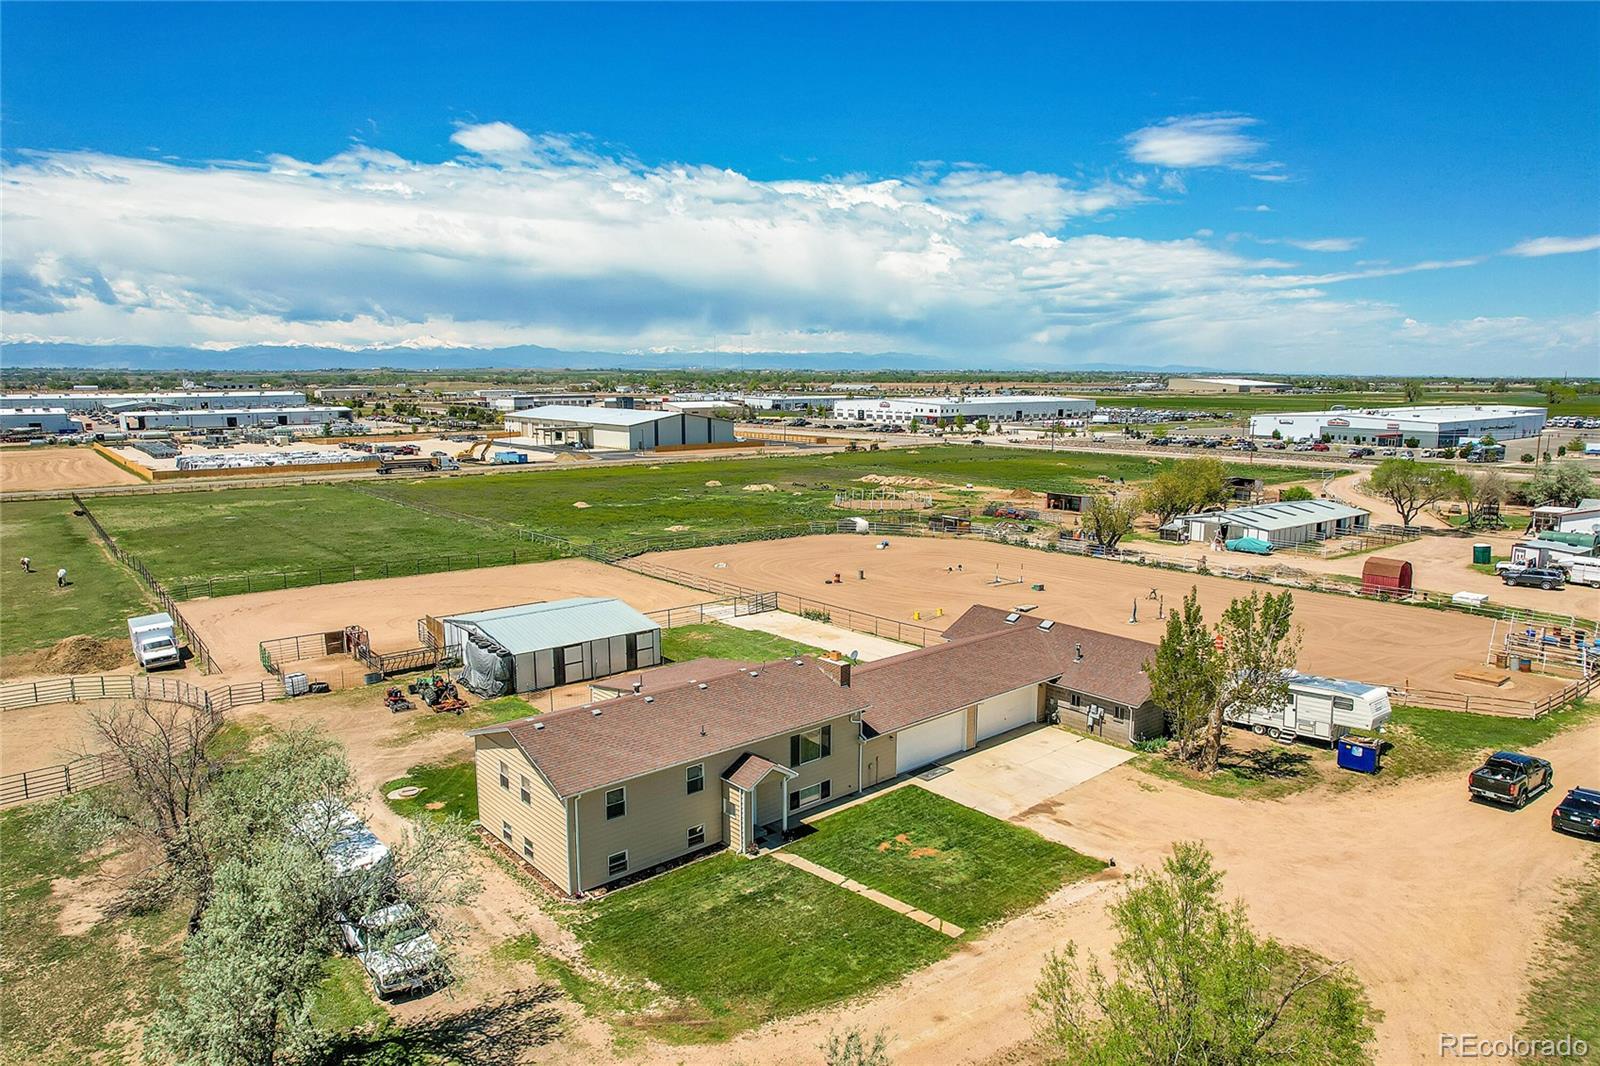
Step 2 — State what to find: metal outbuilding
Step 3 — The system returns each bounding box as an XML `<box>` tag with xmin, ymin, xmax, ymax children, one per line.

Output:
<box><xmin>443</xmin><ymin>597</ymin><xmax>662</xmax><ymax>696</ymax></box>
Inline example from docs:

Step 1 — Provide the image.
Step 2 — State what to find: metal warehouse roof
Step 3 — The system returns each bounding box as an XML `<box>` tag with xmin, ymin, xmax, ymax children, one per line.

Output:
<box><xmin>443</xmin><ymin>596</ymin><xmax>657</xmax><ymax>654</ymax></box>
<box><xmin>1182</xmin><ymin>499</ymin><xmax>1368</xmax><ymax>530</ymax></box>
<box><xmin>504</xmin><ymin>405</ymin><xmax>689</xmax><ymax>427</ymax></box>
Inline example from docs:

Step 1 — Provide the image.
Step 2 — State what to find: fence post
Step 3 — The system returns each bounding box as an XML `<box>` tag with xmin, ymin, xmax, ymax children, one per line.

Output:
<box><xmin>63</xmin><ymin>763</ymin><xmax>70</xmax><ymax>794</ymax></box>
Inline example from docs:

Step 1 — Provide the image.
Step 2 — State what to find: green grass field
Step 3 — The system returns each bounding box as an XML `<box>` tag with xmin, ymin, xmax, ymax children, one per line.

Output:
<box><xmin>660</xmin><ymin>622</ymin><xmax>826</xmax><ymax>663</ymax></box>
<box><xmin>381</xmin><ymin>760</ymin><xmax>479</xmax><ymax>824</ymax></box>
<box><xmin>83</xmin><ymin>447</ymin><xmax>1308</xmax><ymax>592</ymax></box>
<box><xmin>574</xmin><ymin>851</ymin><xmax>951</xmax><ymax>1041</ymax></box>
<box><xmin>0</xmin><ymin>499</ymin><xmax>151</xmax><ymax>658</ymax></box>
<box><xmin>787</xmin><ymin>785</ymin><xmax>1103</xmax><ymax>930</ymax></box>
<box><xmin>1376</xmin><ymin>700</ymin><xmax>1600</xmax><ymax>781</ymax></box>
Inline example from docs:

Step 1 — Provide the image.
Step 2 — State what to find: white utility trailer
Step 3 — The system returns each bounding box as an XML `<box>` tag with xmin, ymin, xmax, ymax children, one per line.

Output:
<box><xmin>1226</xmin><ymin>673</ymin><xmax>1391</xmax><ymax>744</ymax></box>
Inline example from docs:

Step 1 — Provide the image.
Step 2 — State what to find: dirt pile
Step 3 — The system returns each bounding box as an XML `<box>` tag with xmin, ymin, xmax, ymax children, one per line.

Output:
<box><xmin>858</xmin><ymin>474</ymin><xmax>940</xmax><ymax>488</ymax></box>
<box><xmin>742</xmin><ymin>483</ymin><xmax>777</xmax><ymax>492</ymax></box>
<box><xmin>37</xmin><ymin>636</ymin><xmax>131</xmax><ymax>674</ymax></box>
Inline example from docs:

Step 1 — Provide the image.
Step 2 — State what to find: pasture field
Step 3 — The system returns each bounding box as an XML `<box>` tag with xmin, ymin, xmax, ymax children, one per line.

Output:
<box><xmin>0</xmin><ymin>499</ymin><xmax>150</xmax><ymax>659</ymax></box>
<box><xmin>84</xmin><ymin>446</ymin><xmax>1306</xmax><ymax>588</ymax></box>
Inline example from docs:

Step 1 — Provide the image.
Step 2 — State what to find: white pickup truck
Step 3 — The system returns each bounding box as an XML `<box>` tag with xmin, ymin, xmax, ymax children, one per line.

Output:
<box><xmin>127</xmin><ymin>613</ymin><xmax>181</xmax><ymax>670</ymax></box>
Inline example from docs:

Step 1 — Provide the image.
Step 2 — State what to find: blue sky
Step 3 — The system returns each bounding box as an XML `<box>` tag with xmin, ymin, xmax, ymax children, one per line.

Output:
<box><xmin>3</xmin><ymin>2</ymin><xmax>1597</xmax><ymax>373</ymax></box>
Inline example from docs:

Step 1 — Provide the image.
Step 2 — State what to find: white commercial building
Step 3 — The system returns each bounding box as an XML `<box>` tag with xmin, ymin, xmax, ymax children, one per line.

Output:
<box><xmin>1167</xmin><ymin>377</ymin><xmax>1292</xmax><ymax>394</ymax></box>
<box><xmin>739</xmin><ymin>394</ymin><xmax>842</xmax><ymax>412</ymax></box>
<box><xmin>1</xmin><ymin>389</ymin><xmax>305</xmax><ymax>412</ymax></box>
<box><xmin>1249</xmin><ymin>405</ymin><xmax>1546</xmax><ymax>447</ymax></box>
<box><xmin>503</xmin><ymin>405</ymin><xmax>735</xmax><ymax>452</ymax></box>
<box><xmin>0</xmin><ymin>407</ymin><xmax>79</xmax><ymax>434</ymax></box>
<box><xmin>833</xmin><ymin>394</ymin><xmax>1095</xmax><ymax>426</ymax></box>
<box><xmin>116</xmin><ymin>405</ymin><xmax>352</xmax><ymax>431</ymax></box>
<box><xmin>483</xmin><ymin>392</ymin><xmax>621</xmax><ymax>413</ymax></box>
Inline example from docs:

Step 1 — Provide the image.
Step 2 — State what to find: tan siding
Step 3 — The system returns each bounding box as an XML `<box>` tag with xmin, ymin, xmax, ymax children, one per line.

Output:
<box><xmin>571</xmin><ymin>710</ymin><xmax>863</xmax><ymax>890</ymax></box>
<box><xmin>861</xmin><ymin>733</ymin><xmax>895</xmax><ymax>787</ymax></box>
<box><xmin>723</xmin><ymin>782</ymin><xmax>745</xmax><ymax>854</ymax></box>
<box><xmin>475</xmin><ymin>734</ymin><xmax>571</xmax><ymax>892</ymax></box>
<box><xmin>964</xmin><ymin>705</ymin><xmax>978</xmax><ymax>749</ymax></box>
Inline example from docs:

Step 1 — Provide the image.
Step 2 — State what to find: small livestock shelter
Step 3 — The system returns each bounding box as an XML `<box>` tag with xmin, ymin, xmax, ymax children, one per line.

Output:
<box><xmin>1361</xmin><ymin>556</ymin><xmax>1414</xmax><ymax>596</ymax></box>
<box><xmin>1225</xmin><ymin>476</ymin><xmax>1266</xmax><ymax>504</ymax></box>
<box><xmin>928</xmin><ymin>513</ymin><xmax>973</xmax><ymax>533</ymax></box>
<box><xmin>1174</xmin><ymin>499</ymin><xmax>1371</xmax><ymax>549</ymax></box>
<box><xmin>1045</xmin><ymin>491</ymin><xmax>1091</xmax><ymax>513</ymax></box>
<box><xmin>443</xmin><ymin>597</ymin><xmax>661</xmax><ymax>697</ymax></box>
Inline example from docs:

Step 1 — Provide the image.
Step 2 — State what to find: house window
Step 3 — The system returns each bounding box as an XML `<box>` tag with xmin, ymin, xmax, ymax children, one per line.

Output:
<box><xmin>789</xmin><ymin>724</ymin><xmax>832</xmax><ymax>767</ymax></box>
<box><xmin>500</xmin><ymin>820</ymin><xmax>512</xmax><ymax>844</ymax></box>
<box><xmin>498</xmin><ymin>761</ymin><xmax>509</xmax><ymax>790</ymax></box>
<box><xmin>522</xmin><ymin>836</ymin><xmax>534</xmax><ymax>860</ymax></box>
<box><xmin>686</xmin><ymin>764</ymin><xmax>704</xmax><ymax>795</ymax></box>
<box><xmin>687</xmin><ymin>824</ymin><xmax>706</xmax><ymax>848</ymax></box>
<box><xmin>605</xmin><ymin>787</ymin><xmax>626</xmax><ymax>820</ymax></box>
<box><xmin>1110</xmin><ymin>705</ymin><xmax>1130</xmax><ymax>721</ymax></box>
<box><xmin>519</xmin><ymin>774</ymin><xmax>532</xmax><ymax>805</ymax></box>
<box><xmin>789</xmin><ymin>779</ymin><xmax>832</xmax><ymax>811</ymax></box>
<box><xmin>607</xmin><ymin>851</ymin><xmax>628</xmax><ymax>877</ymax></box>
<box><xmin>723</xmin><ymin>797</ymin><xmax>736</xmax><ymax>817</ymax></box>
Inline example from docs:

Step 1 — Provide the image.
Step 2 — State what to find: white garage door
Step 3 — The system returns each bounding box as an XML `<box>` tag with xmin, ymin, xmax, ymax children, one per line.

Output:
<box><xmin>976</xmin><ymin>688</ymin><xmax>1037</xmax><ymax>742</ymax></box>
<box><xmin>895</xmin><ymin>711</ymin><xmax>966</xmax><ymax>774</ymax></box>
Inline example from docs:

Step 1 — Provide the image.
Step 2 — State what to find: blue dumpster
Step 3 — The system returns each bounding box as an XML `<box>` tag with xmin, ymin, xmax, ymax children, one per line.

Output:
<box><xmin>1336</xmin><ymin>735</ymin><xmax>1381</xmax><ymax>774</ymax></box>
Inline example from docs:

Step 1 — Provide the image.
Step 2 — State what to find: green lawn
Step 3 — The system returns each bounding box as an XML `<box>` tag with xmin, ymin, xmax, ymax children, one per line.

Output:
<box><xmin>1377</xmin><ymin>700</ymin><xmax>1600</xmax><ymax>781</ymax></box>
<box><xmin>1519</xmin><ymin>852</ymin><xmax>1600</xmax><ymax>1064</ymax></box>
<box><xmin>785</xmin><ymin>785</ymin><xmax>1104</xmax><ymax>930</ymax></box>
<box><xmin>574</xmin><ymin>851</ymin><xmax>951</xmax><ymax>1041</ymax></box>
<box><xmin>1137</xmin><ymin>743</ymin><xmax>1319</xmax><ymax>800</ymax></box>
<box><xmin>82</xmin><ymin>447</ymin><xmax>1306</xmax><ymax>593</ymax></box>
<box><xmin>309</xmin><ymin>955</ymin><xmax>388</xmax><ymax>1033</ymax></box>
<box><xmin>381</xmin><ymin>759</ymin><xmax>478</xmax><ymax>824</ymax></box>
<box><xmin>0</xmin><ymin>804</ymin><xmax>188</xmax><ymax>1064</ymax></box>
<box><xmin>0</xmin><ymin>499</ymin><xmax>151</xmax><ymax>658</ymax></box>
<box><xmin>660</xmin><ymin>621</ymin><xmax>827</xmax><ymax>663</ymax></box>
<box><xmin>387</xmin><ymin>692</ymin><xmax>540</xmax><ymax>745</ymax></box>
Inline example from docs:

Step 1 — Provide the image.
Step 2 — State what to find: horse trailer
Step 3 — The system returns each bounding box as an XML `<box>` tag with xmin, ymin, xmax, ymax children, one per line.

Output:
<box><xmin>1226</xmin><ymin>674</ymin><xmax>1391</xmax><ymax>744</ymax></box>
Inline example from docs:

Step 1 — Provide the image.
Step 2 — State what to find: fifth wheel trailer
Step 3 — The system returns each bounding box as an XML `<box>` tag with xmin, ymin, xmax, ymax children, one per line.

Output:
<box><xmin>1225</xmin><ymin>674</ymin><xmax>1391</xmax><ymax>744</ymax></box>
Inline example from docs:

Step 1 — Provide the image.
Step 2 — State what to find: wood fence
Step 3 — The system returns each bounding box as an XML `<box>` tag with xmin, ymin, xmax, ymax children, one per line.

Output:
<box><xmin>0</xmin><ymin>673</ymin><xmax>275</xmax><ymax>713</ymax></box>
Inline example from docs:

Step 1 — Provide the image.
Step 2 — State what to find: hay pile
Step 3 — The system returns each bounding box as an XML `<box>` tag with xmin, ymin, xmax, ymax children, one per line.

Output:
<box><xmin>704</xmin><ymin>480</ymin><xmax>722</xmax><ymax>487</ymax></box>
<box><xmin>858</xmin><ymin>474</ymin><xmax>939</xmax><ymax>488</ymax></box>
<box><xmin>38</xmin><ymin>635</ymin><xmax>131</xmax><ymax>674</ymax></box>
<box><xmin>742</xmin><ymin>483</ymin><xmax>777</xmax><ymax>492</ymax></box>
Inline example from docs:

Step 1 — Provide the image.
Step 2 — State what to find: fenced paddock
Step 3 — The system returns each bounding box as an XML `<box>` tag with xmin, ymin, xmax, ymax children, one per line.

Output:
<box><xmin>0</xmin><ymin>754</ymin><xmax>123</xmax><ymax>806</ymax></box>
<box><xmin>831</xmin><ymin>487</ymin><xmax>935</xmax><ymax>511</ymax></box>
<box><xmin>0</xmin><ymin>673</ymin><xmax>278</xmax><ymax>713</ymax></box>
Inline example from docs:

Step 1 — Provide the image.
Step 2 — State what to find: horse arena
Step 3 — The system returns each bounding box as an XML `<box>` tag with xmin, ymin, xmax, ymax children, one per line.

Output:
<box><xmin>645</xmin><ymin>534</ymin><xmax>1570</xmax><ymax>703</ymax></box>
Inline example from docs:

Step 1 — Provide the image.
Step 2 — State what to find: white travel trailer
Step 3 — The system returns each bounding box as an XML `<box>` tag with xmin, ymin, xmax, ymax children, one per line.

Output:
<box><xmin>1226</xmin><ymin>674</ymin><xmax>1392</xmax><ymax>744</ymax></box>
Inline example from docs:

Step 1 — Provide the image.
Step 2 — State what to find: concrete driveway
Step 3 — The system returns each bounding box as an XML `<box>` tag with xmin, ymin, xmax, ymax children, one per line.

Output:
<box><xmin>915</xmin><ymin>725</ymin><xmax>1134</xmax><ymax>819</ymax></box>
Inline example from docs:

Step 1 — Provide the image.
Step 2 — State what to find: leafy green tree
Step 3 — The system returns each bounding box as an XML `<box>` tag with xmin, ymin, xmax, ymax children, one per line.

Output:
<box><xmin>1461</xmin><ymin>469</ymin><xmax>1508</xmax><ymax>530</ymax></box>
<box><xmin>954</xmin><ymin>413</ymin><xmax>967</xmax><ymax>431</ymax></box>
<box><xmin>1030</xmin><ymin>842</ymin><xmax>1377</xmax><ymax>1066</ymax></box>
<box><xmin>1201</xmin><ymin>591</ymin><xmax>1302</xmax><ymax>772</ymax></box>
<box><xmin>1143</xmin><ymin>589</ymin><xmax>1217</xmax><ymax>765</ymax></box>
<box><xmin>1523</xmin><ymin>463</ymin><xmax>1596</xmax><ymax>508</ymax></box>
<box><xmin>1367</xmin><ymin>459</ymin><xmax>1462</xmax><ymax>528</ymax></box>
<box><xmin>908</xmin><ymin>417</ymin><xmax>920</xmax><ymax>433</ymax></box>
<box><xmin>1140</xmin><ymin>458</ymin><xmax>1231</xmax><ymax>526</ymax></box>
<box><xmin>1401</xmin><ymin>379</ymin><xmax>1426</xmax><ymax>404</ymax></box>
<box><xmin>1083</xmin><ymin>494</ymin><xmax>1140</xmax><ymax>552</ymax></box>
<box><xmin>975</xmin><ymin>417</ymin><xmax>990</xmax><ymax>434</ymax></box>
<box><xmin>1278</xmin><ymin>486</ymin><xmax>1314</xmax><ymax>502</ymax></box>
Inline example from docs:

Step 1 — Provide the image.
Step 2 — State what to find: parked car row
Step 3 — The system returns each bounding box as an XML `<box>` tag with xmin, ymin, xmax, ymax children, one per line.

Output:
<box><xmin>1468</xmin><ymin>753</ymin><xmax>1600</xmax><ymax>841</ymax></box>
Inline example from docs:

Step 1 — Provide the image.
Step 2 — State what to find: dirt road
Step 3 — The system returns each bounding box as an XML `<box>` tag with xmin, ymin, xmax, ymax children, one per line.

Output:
<box><xmin>0</xmin><ymin>446</ymin><xmax>144</xmax><ymax>492</ymax></box>
<box><xmin>179</xmin><ymin>558</ymin><xmax>710</xmax><ymax>676</ymax></box>
<box><xmin>649</xmin><ymin>535</ymin><xmax>1570</xmax><ymax>700</ymax></box>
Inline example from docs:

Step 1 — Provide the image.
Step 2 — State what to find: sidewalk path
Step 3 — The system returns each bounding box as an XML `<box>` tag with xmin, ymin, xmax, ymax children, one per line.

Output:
<box><xmin>771</xmin><ymin>851</ymin><xmax>965</xmax><ymax>938</ymax></box>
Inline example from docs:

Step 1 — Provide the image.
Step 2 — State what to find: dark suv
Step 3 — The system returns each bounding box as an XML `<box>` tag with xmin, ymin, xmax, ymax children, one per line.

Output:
<box><xmin>1502</xmin><ymin>567</ymin><xmax>1566</xmax><ymax>591</ymax></box>
<box><xmin>1551</xmin><ymin>787</ymin><xmax>1600</xmax><ymax>839</ymax></box>
<box><xmin>1468</xmin><ymin>751</ymin><xmax>1554</xmax><ymax>808</ymax></box>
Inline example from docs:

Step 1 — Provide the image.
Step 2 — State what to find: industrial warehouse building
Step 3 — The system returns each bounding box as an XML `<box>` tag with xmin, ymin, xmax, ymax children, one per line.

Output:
<box><xmin>0</xmin><ymin>407</ymin><xmax>78</xmax><ymax>434</ymax></box>
<box><xmin>115</xmin><ymin>405</ymin><xmax>352</xmax><ymax>431</ymax></box>
<box><xmin>1167</xmin><ymin>377</ymin><xmax>1292</xmax><ymax>394</ymax></box>
<box><xmin>446</xmin><ymin>597</ymin><xmax>662</xmax><ymax>697</ymax></box>
<box><xmin>0</xmin><ymin>389</ymin><xmax>306</xmax><ymax>412</ymax></box>
<box><xmin>738</xmin><ymin>393</ymin><xmax>842</xmax><ymax>412</ymax></box>
<box><xmin>1164</xmin><ymin>499</ymin><xmax>1371</xmax><ymax>548</ymax></box>
<box><xmin>502</xmin><ymin>405</ymin><xmax>736</xmax><ymax>451</ymax></box>
<box><xmin>470</xmin><ymin>603</ymin><xmax>1159</xmax><ymax>894</ymax></box>
<box><xmin>482</xmin><ymin>392</ymin><xmax>631</xmax><ymax>413</ymax></box>
<box><xmin>833</xmin><ymin>394</ymin><xmax>1095</xmax><ymax>426</ymax></box>
<box><xmin>1249</xmin><ymin>405</ymin><xmax>1546</xmax><ymax>447</ymax></box>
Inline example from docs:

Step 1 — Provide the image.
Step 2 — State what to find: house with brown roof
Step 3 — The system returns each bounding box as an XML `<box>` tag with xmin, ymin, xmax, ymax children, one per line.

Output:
<box><xmin>469</xmin><ymin>604</ymin><xmax>1161</xmax><ymax>895</ymax></box>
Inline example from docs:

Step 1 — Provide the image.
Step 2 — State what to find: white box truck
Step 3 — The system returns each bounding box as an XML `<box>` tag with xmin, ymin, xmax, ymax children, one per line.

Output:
<box><xmin>1226</xmin><ymin>673</ymin><xmax>1391</xmax><ymax>744</ymax></box>
<box><xmin>127</xmin><ymin>613</ymin><xmax>181</xmax><ymax>671</ymax></box>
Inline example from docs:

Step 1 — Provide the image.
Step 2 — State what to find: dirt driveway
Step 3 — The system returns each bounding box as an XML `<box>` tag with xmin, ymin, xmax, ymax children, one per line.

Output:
<box><xmin>916</xmin><ymin>725</ymin><xmax>1133</xmax><ymax>819</ymax></box>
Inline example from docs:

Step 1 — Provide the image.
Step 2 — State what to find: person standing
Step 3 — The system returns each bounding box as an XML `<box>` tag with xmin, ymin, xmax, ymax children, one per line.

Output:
<box><xmin>56</xmin><ymin>567</ymin><xmax>67</xmax><ymax>588</ymax></box>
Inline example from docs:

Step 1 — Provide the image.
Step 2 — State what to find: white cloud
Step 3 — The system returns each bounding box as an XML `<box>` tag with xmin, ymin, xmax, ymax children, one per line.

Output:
<box><xmin>0</xmin><ymin>125</ymin><xmax>1589</xmax><ymax>373</ymax></box>
<box><xmin>1275</xmin><ymin>237</ymin><xmax>1363</xmax><ymax>253</ymax></box>
<box><xmin>449</xmin><ymin>121</ymin><xmax>534</xmax><ymax>156</ymax></box>
<box><xmin>1505</xmin><ymin>234</ymin><xmax>1600</xmax><ymax>257</ymax></box>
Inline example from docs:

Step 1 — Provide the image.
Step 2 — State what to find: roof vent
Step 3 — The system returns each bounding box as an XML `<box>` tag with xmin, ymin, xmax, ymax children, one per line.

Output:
<box><xmin>643</xmin><ymin>695</ymin><xmax>654</xmax><ymax>703</ymax></box>
<box><xmin>697</xmin><ymin>683</ymin><xmax>708</xmax><ymax>690</ymax></box>
<box><xmin>533</xmin><ymin>722</ymin><xmax>545</xmax><ymax>730</ymax></box>
<box><xmin>1074</xmin><ymin>642</ymin><xmax>1083</xmax><ymax>662</ymax></box>
<box><xmin>1038</xmin><ymin>620</ymin><xmax>1055</xmax><ymax>631</ymax></box>
<box><xmin>591</xmin><ymin>708</ymin><xmax>602</xmax><ymax>716</ymax></box>
<box><xmin>748</xmin><ymin>670</ymin><xmax>759</xmax><ymax>677</ymax></box>
<box><xmin>1004</xmin><ymin>612</ymin><xmax>1020</xmax><ymax>624</ymax></box>
<box><xmin>794</xmin><ymin>658</ymin><xmax>804</xmax><ymax>666</ymax></box>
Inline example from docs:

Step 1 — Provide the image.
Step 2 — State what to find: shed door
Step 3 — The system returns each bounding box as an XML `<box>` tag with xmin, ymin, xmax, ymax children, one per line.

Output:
<box><xmin>895</xmin><ymin>712</ymin><xmax>965</xmax><ymax>774</ymax></box>
<box><xmin>976</xmin><ymin>688</ymin><xmax>1036</xmax><ymax>742</ymax></box>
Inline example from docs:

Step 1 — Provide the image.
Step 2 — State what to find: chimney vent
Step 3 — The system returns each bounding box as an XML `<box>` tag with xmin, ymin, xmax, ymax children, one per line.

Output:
<box><xmin>821</xmin><ymin>657</ymin><xmax>852</xmax><ymax>687</ymax></box>
<box><xmin>533</xmin><ymin>722</ymin><xmax>545</xmax><ymax>730</ymax></box>
<box><xmin>591</xmin><ymin>708</ymin><xmax>602</xmax><ymax>716</ymax></box>
<box><xmin>632</xmin><ymin>679</ymin><xmax>642</xmax><ymax>693</ymax></box>
<box><xmin>643</xmin><ymin>695</ymin><xmax>654</xmax><ymax>703</ymax></box>
<box><xmin>697</xmin><ymin>682</ymin><xmax>708</xmax><ymax>690</ymax></box>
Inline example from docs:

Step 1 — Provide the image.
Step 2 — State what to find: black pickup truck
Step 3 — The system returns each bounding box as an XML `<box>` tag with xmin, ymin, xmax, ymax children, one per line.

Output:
<box><xmin>1468</xmin><ymin>751</ymin><xmax>1554</xmax><ymax>809</ymax></box>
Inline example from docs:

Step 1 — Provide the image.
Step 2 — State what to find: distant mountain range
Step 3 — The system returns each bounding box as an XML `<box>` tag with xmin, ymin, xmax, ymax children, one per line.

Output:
<box><xmin>0</xmin><ymin>341</ymin><xmax>1220</xmax><ymax>376</ymax></box>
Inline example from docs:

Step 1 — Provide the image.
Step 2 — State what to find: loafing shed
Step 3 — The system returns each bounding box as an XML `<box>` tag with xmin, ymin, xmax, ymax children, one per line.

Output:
<box><xmin>1361</xmin><ymin>556</ymin><xmax>1414</xmax><ymax>595</ymax></box>
<box><xmin>445</xmin><ymin>597</ymin><xmax>661</xmax><ymax>697</ymax></box>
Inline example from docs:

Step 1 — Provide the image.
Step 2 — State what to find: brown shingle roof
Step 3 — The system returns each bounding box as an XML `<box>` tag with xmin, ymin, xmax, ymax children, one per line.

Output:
<box><xmin>722</xmin><ymin>753</ymin><xmax>792</xmax><ymax>790</ymax></box>
<box><xmin>471</xmin><ymin>657</ymin><xmax>866</xmax><ymax>798</ymax></box>
<box><xmin>589</xmin><ymin>657</ymin><xmax>754</xmax><ymax>695</ymax></box>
